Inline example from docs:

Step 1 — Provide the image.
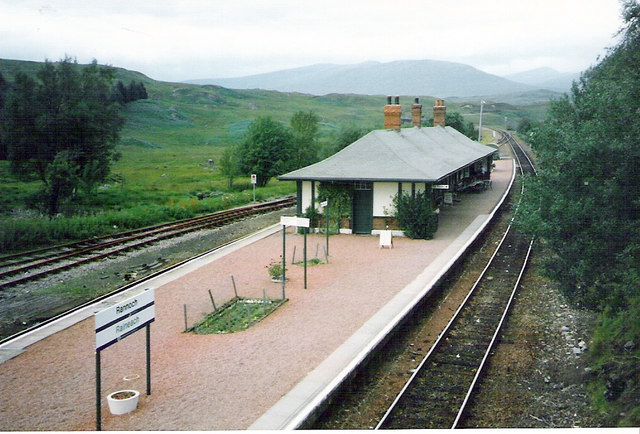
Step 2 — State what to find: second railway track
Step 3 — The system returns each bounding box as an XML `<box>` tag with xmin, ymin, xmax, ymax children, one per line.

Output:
<box><xmin>0</xmin><ymin>197</ymin><xmax>295</xmax><ymax>290</ymax></box>
<box><xmin>376</xmin><ymin>131</ymin><xmax>536</xmax><ymax>429</ymax></box>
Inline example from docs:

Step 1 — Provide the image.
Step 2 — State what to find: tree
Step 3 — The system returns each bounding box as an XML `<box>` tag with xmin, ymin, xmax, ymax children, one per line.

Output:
<box><xmin>219</xmin><ymin>146</ymin><xmax>239</xmax><ymax>189</ymax></box>
<box><xmin>333</xmin><ymin>124</ymin><xmax>368</xmax><ymax>153</ymax></box>
<box><xmin>290</xmin><ymin>110</ymin><xmax>319</xmax><ymax>169</ymax></box>
<box><xmin>5</xmin><ymin>57</ymin><xmax>124</xmax><ymax>215</ymax></box>
<box><xmin>112</xmin><ymin>80</ymin><xmax>127</xmax><ymax>104</ymax></box>
<box><xmin>426</xmin><ymin>111</ymin><xmax>477</xmax><ymax>139</ymax></box>
<box><xmin>237</xmin><ymin>117</ymin><xmax>293</xmax><ymax>187</ymax></box>
<box><xmin>112</xmin><ymin>80</ymin><xmax>148</xmax><ymax>104</ymax></box>
<box><xmin>517</xmin><ymin>1</ymin><xmax>640</xmax><ymax>424</ymax></box>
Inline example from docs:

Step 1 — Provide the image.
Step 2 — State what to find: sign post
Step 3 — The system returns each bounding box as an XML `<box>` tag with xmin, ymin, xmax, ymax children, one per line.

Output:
<box><xmin>280</xmin><ymin>216</ymin><xmax>310</xmax><ymax>292</ymax></box>
<box><xmin>251</xmin><ymin>174</ymin><xmax>257</xmax><ymax>202</ymax></box>
<box><xmin>303</xmin><ymin>227</ymin><xmax>307</xmax><ymax>289</ymax></box>
<box><xmin>282</xmin><ymin>223</ymin><xmax>286</xmax><ymax>299</ymax></box>
<box><xmin>320</xmin><ymin>200</ymin><xmax>329</xmax><ymax>259</ymax></box>
<box><xmin>95</xmin><ymin>288</ymin><xmax>155</xmax><ymax>431</ymax></box>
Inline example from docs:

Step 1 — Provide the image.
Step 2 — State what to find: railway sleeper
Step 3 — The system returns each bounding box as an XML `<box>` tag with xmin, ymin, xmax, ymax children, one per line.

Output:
<box><xmin>430</xmin><ymin>354</ymin><xmax>483</xmax><ymax>368</ymax></box>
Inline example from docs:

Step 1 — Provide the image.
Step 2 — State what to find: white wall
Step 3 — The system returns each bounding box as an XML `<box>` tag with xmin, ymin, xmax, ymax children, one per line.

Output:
<box><xmin>301</xmin><ymin>181</ymin><xmax>314</xmax><ymax>213</ymax></box>
<box><xmin>401</xmin><ymin>182</ymin><xmax>411</xmax><ymax>195</ymax></box>
<box><xmin>373</xmin><ymin>182</ymin><xmax>398</xmax><ymax>216</ymax></box>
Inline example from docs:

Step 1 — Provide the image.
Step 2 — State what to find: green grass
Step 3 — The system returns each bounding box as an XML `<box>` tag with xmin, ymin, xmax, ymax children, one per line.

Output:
<box><xmin>0</xmin><ymin>58</ymin><xmax>551</xmax><ymax>253</ymax></box>
<box><xmin>294</xmin><ymin>257</ymin><xmax>325</xmax><ymax>267</ymax></box>
<box><xmin>192</xmin><ymin>297</ymin><xmax>286</xmax><ymax>334</ymax></box>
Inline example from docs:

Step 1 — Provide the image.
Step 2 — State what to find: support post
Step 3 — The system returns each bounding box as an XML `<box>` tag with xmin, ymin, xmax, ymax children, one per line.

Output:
<box><xmin>208</xmin><ymin>290</ymin><xmax>217</xmax><ymax>311</ymax></box>
<box><xmin>304</xmin><ymin>228</ymin><xmax>307</xmax><ymax>289</ymax></box>
<box><xmin>96</xmin><ymin>351</ymin><xmax>101</xmax><ymax>431</ymax></box>
<box><xmin>282</xmin><ymin>225</ymin><xmax>286</xmax><ymax>300</ymax></box>
<box><xmin>231</xmin><ymin>275</ymin><xmax>238</xmax><ymax>298</ymax></box>
<box><xmin>325</xmin><ymin>199</ymin><xmax>329</xmax><ymax>257</ymax></box>
<box><xmin>183</xmin><ymin>304</ymin><xmax>188</xmax><ymax>332</ymax></box>
<box><xmin>146</xmin><ymin>324</ymin><xmax>151</xmax><ymax>396</ymax></box>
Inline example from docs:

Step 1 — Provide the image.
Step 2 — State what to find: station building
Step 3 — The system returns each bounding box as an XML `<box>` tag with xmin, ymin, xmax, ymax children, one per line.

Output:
<box><xmin>279</xmin><ymin>97</ymin><xmax>497</xmax><ymax>235</ymax></box>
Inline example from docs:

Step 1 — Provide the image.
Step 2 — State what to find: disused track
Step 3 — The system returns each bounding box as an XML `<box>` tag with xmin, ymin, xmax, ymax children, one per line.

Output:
<box><xmin>376</xmin><ymin>131</ymin><xmax>536</xmax><ymax>429</ymax></box>
<box><xmin>0</xmin><ymin>197</ymin><xmax>295</xmax><ymax>290</ymax></box>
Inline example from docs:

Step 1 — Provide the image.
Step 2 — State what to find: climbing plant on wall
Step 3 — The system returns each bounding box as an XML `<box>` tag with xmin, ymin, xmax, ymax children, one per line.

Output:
<box><xmin>317</xmin><ymin>182</ymin><xmax>352</xmax><ymax>231</ymax></box>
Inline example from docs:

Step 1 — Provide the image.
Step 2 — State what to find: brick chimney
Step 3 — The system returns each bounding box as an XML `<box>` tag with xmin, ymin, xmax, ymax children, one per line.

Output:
<box><xmin>412</xmin><ymin>97</ymin><xmax>422</xmax><ymax>128</ymax></box>
<box><xmin>384</xmin><ymin>95</ymin><xmax>402</xmax><ymax>131</ymax></box>
<box><xmin>433</xmin><ymin>98</ymin><xmax>446</xmax><ymax>127</ymax></box>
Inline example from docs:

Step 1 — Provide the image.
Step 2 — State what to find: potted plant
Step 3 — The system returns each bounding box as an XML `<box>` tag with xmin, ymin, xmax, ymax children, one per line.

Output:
<box><xmin>107</xmin><ymin>390</ymin><xmax>140</xmax><ymax>415</ymax></box>
<box><xmin>267</xmin><ymin>260</ymin><xmax>286</xmax><ymax>282</ymax></box>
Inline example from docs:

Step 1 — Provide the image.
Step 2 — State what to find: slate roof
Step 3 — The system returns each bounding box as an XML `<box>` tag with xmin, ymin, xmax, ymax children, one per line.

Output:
<box><xmin>279</xmin><ymin>126</ymin><xmax>496</xmax><ymax>183</ymax></box>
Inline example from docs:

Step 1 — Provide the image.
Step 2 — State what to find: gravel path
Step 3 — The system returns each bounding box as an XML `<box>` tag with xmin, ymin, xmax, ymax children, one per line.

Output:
<box><xmin>0</xmin><ymin>161</ymin><xmax>512</xmax><ymax>431</ymax></box>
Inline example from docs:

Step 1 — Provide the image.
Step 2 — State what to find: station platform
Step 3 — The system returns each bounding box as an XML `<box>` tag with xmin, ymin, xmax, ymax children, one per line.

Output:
<box><xmin>0</xmin><ymin>159</ymin><xmax>514</xmax><ymax>431</ymax></box>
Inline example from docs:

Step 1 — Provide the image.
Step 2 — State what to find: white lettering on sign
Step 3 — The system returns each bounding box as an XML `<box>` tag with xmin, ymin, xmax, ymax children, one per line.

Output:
<box><xmin>280</xmin><ymin>216</ymin><xmax>310</xmax><ymax>228</ymax></box>
<box><xmin>96</xmin><ymin>305</ymin><xmax>155</xmax><ymax>351</ymax></box>
<box><xmin>433</xmin><ymin>184</ymin><xmax>450</xmax><ymax>190</ymax></box>
<box><xmin>95</xmin><ymin>288</ymin><xmax>155</xmax><ymax>350</ymax></box>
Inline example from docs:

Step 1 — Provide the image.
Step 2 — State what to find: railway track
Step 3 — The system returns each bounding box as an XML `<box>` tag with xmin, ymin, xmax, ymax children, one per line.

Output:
<box><xmin>376</xmin><ymin>131</ymin><xmax>536</xmax><ymax>429</ymax></box>
<box><xmin>0</xmin><ymin>197</ymin><xmax>295</xmax><ymax>290</ymax></box>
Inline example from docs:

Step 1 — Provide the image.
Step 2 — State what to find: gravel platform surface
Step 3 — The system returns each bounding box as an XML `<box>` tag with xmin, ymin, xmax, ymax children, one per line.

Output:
<box><xmin>0</xmin><ymin>161</ymin><xmax>512</xmax><ymax>431</ymax></box>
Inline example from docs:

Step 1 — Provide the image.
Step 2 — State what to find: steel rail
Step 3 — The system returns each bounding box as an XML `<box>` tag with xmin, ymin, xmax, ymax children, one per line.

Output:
<box><xmin>375</xmin><ymin>219</ymin><xmax>516</xmax><ymax>429</ymax></box>
<box><xmin>451</xmin><ymin>238</ymin><xmax>534</xmax><ymax>428</ymax></box>
<box><xmin>0</xmin><ymin>197</ymin><xmax>294</xmax><ymax>289</ymax></box>
<box><xmin>0</xmin><ymin>197</ymin><xmax>294</xmax><ymax>267</ymax></box>
<box><xmin>0</xmin><ymin>223</ymin><xmax>281</xmax><ymax>346</ymax></box>
<box><xmin>375</xmin><ymin>130</ymin><xmax>536</xmax><ymax>429</ymax></box>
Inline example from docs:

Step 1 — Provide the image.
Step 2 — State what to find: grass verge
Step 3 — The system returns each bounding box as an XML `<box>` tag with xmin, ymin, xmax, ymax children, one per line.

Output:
<box><xmin>192</xmin><ymin>297</ymin><xmax>286</xmax><ymax>334</ymax></box>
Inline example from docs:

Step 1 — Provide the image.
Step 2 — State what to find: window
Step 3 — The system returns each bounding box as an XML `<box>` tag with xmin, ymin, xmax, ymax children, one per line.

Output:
<box><xmin>354</xmin><ymin>181</ymin><xmax>373</xmax><ymax>190</ymax></box>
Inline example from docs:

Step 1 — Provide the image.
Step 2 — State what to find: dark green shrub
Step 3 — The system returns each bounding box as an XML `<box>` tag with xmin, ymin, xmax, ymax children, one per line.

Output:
<box><xmin>302</xmin><ymin>205</ymin><xmax>320</xmax><ymax>227</ymax></box>
<box><xmin>393</xmin><ymin>191</ymin><xmax>438</xmax><ymax>239</ymax></box>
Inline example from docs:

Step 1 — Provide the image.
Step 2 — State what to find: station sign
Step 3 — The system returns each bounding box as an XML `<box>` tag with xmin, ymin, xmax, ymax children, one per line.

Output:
<box><xmin>95</xmin><ymin>288</ymin><xmax>155</xmax><ymax>351</ymax></box>
<box><xmin>433</xmin><ymin>184</ymin><xmax>450</xmax><ymax>190</ymax></box>
<box><xmin>280</xmin><ymin>216</ymin><xmax>310</xmax><ymax>228</ymax></box>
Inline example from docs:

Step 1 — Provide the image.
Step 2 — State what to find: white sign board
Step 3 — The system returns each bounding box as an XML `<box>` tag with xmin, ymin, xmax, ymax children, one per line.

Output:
<box><xmin>444</xmin><ymin>192</ymin><xmax>454</xmax><ymax>205</ymax></box>
<box><xmin>251</xmin><ymin>174</ymin><xmax>257</xmax><ymax>185</ymax></box>
<box><xmin>379</xmin><ymin>230</ymin><xmax>393</xmax><ymax>248</ymax></box>
<box><xmin>95</xmin><ymin>288</ymin><xmax>155</xmax><ymax>351</ymax></box>
<box><xmin>433</xmin><ymin>184</ymin><xmax>450</xmax><ymax>190</ymax></box>
<box><xmin>280</xmin><ymin>216</ymin><xmax>310</xmax><ymax>228</ymax></box>
<box><xmin>319</xmin><ymin>200</ymin><xmax>328</xmax><ymax>207</ymax></box>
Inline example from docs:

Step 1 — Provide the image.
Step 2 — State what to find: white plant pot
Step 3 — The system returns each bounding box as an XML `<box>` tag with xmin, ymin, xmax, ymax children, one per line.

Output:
<box><xmin>107</xmin><ymin>390</ymin><xmax>140</xmax><ymax>415</ymax></box>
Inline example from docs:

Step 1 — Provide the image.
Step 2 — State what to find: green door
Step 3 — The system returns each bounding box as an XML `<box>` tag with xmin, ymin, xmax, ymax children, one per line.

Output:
<box><xmin>352</xmin><ymin>183</ymin><xmax>373</xmax><ymax>234</ymax></box>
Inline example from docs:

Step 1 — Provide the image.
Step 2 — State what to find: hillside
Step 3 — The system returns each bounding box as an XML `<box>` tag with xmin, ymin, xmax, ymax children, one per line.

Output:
<box><xmin>504</xmin><ymin>67</ymin><xmax>580</xmax><ymax>93</ymax></box>
<box><xmin>185</xmin><ymin>59</ymin><xmax>536</xmax><ymax>98</ymax></box>
<box><xmin>0</xmin><ymin>57</ymin><xmax>548</xmax><ymax>249</ymax></box>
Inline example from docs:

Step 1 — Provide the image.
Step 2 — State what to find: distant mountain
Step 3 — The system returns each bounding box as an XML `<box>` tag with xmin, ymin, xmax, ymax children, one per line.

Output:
<box><xmin>185</xmin><ymin>59</ymin><xmax>536</xmax><ymax>98</ymax></box>
<box><xmin>504</xmin><ymin>67</ymin><xmax>580</xmax><ymax>93</ymax></box>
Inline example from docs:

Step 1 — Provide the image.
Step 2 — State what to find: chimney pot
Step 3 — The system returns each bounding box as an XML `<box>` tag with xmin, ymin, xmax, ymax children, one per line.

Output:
<box><xmin>411</xmin><ymin>97</ymin><xmax>423</xmax><ymax>128</ymax></box>
<box><xmin>384</xmin><ymin>96</ymin><xmax>402</xmax><ymax>131</ymax></box>
<box><xmin>433</xmin><ymin>98</ymin><xmax>446</xmax><ymax>127</ymax></box>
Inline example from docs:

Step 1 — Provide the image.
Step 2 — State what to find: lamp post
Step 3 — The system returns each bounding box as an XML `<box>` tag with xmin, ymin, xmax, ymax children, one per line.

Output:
<box><xmin>477</xmin><ymin>100</ymin><xmax>486</xmax><ymax>142</ymax></box>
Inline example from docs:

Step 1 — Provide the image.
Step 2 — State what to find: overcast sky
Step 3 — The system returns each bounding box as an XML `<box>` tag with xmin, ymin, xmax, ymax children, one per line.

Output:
<box><xmin>0</xmin><ymin>0</ymin><xmax>625</xmax><ymax>82</ymax></box>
